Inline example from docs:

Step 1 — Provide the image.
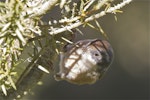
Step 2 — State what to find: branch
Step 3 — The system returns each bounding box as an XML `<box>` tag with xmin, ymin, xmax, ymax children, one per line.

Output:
<box><xmin>49</xmin><ymin>0</ymin><xmax>132</xmax><ymax>35</ymax></box>
<box><xmin>26</xmin><ymin>0</ymin><xmax>58</xmax><ymax>17</ymax></box>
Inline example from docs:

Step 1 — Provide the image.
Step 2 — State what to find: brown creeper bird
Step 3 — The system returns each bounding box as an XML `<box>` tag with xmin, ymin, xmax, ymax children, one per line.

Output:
<box><xmin>55</xmin><ymin>39</ymin><xmax>114</xmax><ymax>85</ymax></box>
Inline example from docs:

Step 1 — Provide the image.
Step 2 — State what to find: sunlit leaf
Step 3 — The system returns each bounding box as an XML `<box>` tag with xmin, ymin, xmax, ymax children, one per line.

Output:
<box><xmin>38</xmin><ymin>65</ymin><xmax>50</xmax><ymax>74</ymax></box>
<box><xmin>1</xmin><ymin>84</ymin><xmax>7</xmax><ymax>96</ymax></box>
<box><xmin>61</xmin><ymin>37</ymin><xmax>73</xmax><ymax>44</ymax></box>
<box><xmin>7</xmin><ymin>75</ymin><xmax>16</xmax><ymax>90</ymax></box>
<box><xmin>15</xmin><ymin>29</ymin><xmax>26</xmax><ymax>44</ymax></box>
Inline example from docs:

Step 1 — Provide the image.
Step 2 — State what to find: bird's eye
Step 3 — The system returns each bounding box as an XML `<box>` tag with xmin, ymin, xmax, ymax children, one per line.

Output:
<box><xmin>94</xmin><ymin>53</ymin><xmax>99</xmax><ymax>56</ymax></box>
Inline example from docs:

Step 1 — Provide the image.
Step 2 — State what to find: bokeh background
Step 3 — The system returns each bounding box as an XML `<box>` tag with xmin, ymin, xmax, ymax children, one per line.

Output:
<box><xmin>25</xmin><ymin>0</ymin><xmax>149</xmax><ymax>100</ymax></box>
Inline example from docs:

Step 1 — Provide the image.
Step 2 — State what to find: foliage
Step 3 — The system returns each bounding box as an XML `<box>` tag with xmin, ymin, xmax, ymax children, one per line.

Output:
<box><xmin>0</xmin><ymin>0</ymin><xmax>132</xmax><ymax>99</ymax></box>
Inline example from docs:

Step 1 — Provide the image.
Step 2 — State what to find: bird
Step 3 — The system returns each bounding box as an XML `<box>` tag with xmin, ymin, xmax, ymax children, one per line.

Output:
<box><xmin>55</xmin><ymin>38</ymin><xmax>114</xmax><ymax>85</ymax></box>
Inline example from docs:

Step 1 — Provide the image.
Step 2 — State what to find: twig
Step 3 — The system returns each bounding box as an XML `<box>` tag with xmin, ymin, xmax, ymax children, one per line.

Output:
<box><xmin>26</xmin><ymin>0</ymin><xmax>58</xmax><ymax>17</ymax></box>
<box><xmin>49</xmin><ymin>0</ymin><xmax>132</xmax><ymax>35</ymax></box>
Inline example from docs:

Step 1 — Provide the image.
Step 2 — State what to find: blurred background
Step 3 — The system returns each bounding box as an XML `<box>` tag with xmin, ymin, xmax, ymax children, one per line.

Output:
<box><xmin>25</xmin><ymin>0</ymin><xmax>149</xmax><ymax>100</ymax></box>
